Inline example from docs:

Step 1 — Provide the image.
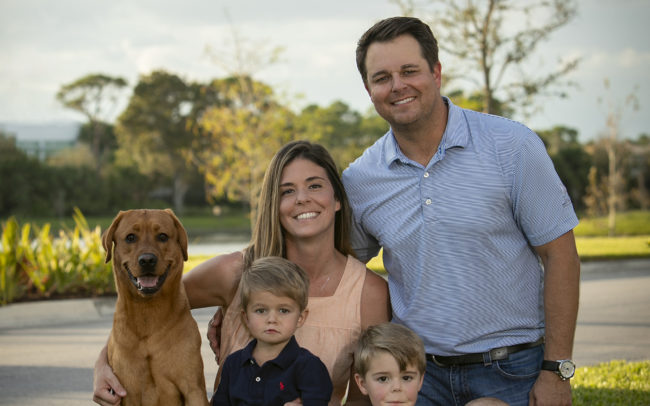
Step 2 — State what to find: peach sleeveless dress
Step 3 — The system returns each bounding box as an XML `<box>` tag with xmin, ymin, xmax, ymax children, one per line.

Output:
<box><xmin>216</xmin><ymin>255</ymin><xmax>366</xmax><ymax>405</ymax></box>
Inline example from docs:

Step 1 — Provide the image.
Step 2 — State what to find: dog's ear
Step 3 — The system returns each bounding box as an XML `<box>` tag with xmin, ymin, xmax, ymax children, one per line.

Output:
<box><xmin>102</xmin><ymin>211</ymin><xmax>126</xmax><ymax>263</ymax></box>
<box><xmin>165</xmin><ymin>208</ymin><xmax>188</xmax><ymax>261</ymax></box>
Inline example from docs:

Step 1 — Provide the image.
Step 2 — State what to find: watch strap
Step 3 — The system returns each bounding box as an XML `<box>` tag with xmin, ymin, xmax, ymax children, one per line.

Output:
<box><xmin>541</xmin><ymin>360</ymin><xmax>559</xmax><ymax>371</ymax></box>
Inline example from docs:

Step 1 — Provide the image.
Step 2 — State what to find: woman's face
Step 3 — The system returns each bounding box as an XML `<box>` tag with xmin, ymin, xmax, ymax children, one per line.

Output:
<box><xmin>278</xmin><ymin>158</ymin><xmax>341</xmax><ymax>242</ymax></box>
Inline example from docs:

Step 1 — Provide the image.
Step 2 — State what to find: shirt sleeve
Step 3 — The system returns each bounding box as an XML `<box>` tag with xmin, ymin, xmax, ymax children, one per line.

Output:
<box><xmin>511</xmin><ymin>133</ymin><xmax>579</xmax><ymax>246</ymax></box>
<box><xmin>349</xmin><ymin>210</ymin><xmax>382</xmax><ymax>263</ymax></box>
<box><xmin>295</xmin><ymin>354</ymin><xmax>333</xmax><ymax>406</ymax></box>
<box><xmin>211</xmin><ymin>356</ymin><xmax>233</xmax><ymax>406</ymax></box>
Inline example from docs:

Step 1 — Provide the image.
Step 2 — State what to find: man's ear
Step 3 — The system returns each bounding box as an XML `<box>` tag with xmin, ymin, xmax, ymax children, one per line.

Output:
<box><xmin>354</xmin><ymin>373</ymin><xmax>369</xmax><ymax>396</ymax></box>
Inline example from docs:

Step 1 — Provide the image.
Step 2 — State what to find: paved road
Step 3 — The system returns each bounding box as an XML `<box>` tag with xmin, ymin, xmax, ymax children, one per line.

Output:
<box><xmin>0</xmin><ymin>259</ymin><xmax>648</xmax><ymax>405</ymax></box>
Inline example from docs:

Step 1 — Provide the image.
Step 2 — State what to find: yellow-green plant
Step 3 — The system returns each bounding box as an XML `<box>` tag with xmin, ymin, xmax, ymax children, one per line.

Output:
<box><xmin>0</xmin><ymin>217</ymin><xmax>31</xmax><ymax>304</ymax></box>
<box><xmin>0</xmin><ymin>208</ymin><xmax>114</xmax><ymax>305</ymax></box>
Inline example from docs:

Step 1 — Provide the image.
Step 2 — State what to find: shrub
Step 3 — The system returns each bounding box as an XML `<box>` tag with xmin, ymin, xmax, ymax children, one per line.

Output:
<box><xmin>0</xmin><ymin>208</ymin><xmax>114</xmax><ymax>305</ymax></box>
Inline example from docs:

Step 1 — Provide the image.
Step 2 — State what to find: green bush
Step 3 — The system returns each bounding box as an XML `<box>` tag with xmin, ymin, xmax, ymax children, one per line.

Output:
<box><xmin>0</xmin><ymin>208</ymin><xmax>114</xmax><ymax>305</ymax></box>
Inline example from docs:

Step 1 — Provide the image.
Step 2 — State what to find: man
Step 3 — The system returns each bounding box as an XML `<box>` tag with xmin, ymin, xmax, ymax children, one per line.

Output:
<box><xmin>342</xmin><ymin>16</ymin><xmax>580</xmax><ymax>406</ymax></box>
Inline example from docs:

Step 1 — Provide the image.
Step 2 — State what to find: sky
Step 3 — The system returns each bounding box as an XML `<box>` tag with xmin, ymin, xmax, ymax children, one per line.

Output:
<box><xmin>1</xmin><ymin>0</ymin><xmax>649</xmax><ymax>142</ymax></box>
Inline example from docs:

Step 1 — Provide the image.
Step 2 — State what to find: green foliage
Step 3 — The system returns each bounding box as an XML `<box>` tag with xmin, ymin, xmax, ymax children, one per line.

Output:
<box><xmin>573</xmin><ymin>360</ymin><xmax>650</xmax><ymax>406</ymax></box>
<box><xmin>538</xmin><ymin>126</ymin><xmax>592</xmax><ymax>213</ymax></box>
<box><xmin>0</xmin><ymin>209</ymin><xmax>114</xmax><ymax>305</ymax></box>
<box><xmin>297</xmin><ymin>101</ymin><xmax>388</xmax><ymax>173</ymax></box>
<box><xmin>575</xmin><ymin>210</ymin><xmax>650</xmax><ymax>236</ymax></box>
<box><xmin>195</xmin><ymin>76</ymin><xmax>301</xmax><ymax>226</ymax></box>
<box><xmin>115</xmin><ymin>70</ymin><xmax>213</xmax><ymax>214</ymax></box>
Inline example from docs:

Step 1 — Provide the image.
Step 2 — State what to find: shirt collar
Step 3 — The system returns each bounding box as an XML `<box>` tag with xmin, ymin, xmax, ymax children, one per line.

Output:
<box><xmin>240</xmin><ymin>336</ymin><xmax>300</xmax><ymax>369</ymax></box>
<box><xmin>383</xmin><ymin>96</ymin><xmax>469</xmax><ymax>166</ymax></box>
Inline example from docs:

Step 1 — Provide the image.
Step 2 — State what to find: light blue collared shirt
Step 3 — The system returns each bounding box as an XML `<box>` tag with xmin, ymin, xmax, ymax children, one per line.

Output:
<box><xmin>342</xmin><ymin>98</ymin><xmax>578</xmax><ymax>355</ymax></box>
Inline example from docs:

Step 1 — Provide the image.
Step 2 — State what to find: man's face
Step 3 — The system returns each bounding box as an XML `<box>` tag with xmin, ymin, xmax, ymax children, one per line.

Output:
<box><xmin>364</xmin><ymin>34</ymin><xmax>441</xmax><ymax>131</ymax></box>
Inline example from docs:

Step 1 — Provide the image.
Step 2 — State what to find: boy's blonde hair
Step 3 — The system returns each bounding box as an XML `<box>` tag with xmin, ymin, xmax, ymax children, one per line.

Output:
<box><xmin>354</xmin><ymin>323</ymin><xmax>426</xmax><ymax>377</ymax></box>
<box><xmin>240</xmin><ymin>256</ymin><xmax>309</xmax><ymax>311</ymax></box>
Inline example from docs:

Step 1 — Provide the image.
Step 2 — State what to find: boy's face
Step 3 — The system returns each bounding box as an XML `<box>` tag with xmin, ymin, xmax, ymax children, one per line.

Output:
<box><xmin>242</xmin><ymin>290</ymin><xmax>307</xmax><ymax>347</ymax></box>
<box><xmin>354</xmin><ymin>351</ymin><xmax>424</xmax><ymax>406</ymax></box>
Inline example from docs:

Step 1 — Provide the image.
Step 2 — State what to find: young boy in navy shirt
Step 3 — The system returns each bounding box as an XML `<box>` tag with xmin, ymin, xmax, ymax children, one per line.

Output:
<box><xmin>211</xmin><ymin>256</ymin><xmax>332</xmax><ymax>406</ymax></box>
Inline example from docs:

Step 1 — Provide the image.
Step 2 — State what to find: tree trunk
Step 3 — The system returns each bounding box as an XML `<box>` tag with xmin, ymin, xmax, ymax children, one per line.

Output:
<box><xmin>606</xmin><ymin>114</ymin><xmax>617</xmax><ymax>237</ymax></box>
<box><xmin>173</xmin><ymin>174</ymin><xmax>189</xmax><ymax>216</ymax></box>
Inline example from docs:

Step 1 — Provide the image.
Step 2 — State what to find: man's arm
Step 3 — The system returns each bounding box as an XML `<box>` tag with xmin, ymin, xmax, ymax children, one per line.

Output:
<box><xmin>530</xmin><ymin>230</ymin><xmax>580</xmax><ymax>406</ymax></box>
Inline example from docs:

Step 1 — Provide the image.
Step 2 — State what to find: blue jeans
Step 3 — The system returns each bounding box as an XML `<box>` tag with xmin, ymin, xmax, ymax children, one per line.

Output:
<box><xmin>416</xmin><ymin>345</ymin><xmax>543</xmax><ymax>406</ymax></box>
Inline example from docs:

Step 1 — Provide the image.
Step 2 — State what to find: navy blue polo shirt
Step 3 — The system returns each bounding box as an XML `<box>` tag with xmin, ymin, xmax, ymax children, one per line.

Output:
<box><xmin>211</xmin><ymin>336</ymin><xmax>332</xmax><ymax>406</ymax></box>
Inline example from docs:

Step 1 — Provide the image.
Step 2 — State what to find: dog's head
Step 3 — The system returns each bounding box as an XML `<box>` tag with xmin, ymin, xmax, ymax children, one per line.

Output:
<box><xmin>102</xmin><ymin>209</ymin><xmax>188</xmax><ymax>297</ymax></box>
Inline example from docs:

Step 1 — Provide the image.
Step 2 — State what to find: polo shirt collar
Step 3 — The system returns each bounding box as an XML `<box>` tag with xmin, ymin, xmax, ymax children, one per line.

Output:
<box><xmin>240</xmin><ymin>336</ymin><xmax>300</xmax><ymax>369</ymax></box>
<box><xmin>383</xmin><ymin>97</ymin><xmax>469</xmax><ymax>166</ymax></box>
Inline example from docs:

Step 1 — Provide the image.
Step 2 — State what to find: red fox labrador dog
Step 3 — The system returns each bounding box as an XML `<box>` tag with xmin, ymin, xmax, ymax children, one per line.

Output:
<box><xmin>103</xmin><ymin>209</ymin><xmax>209</xmax><ymax>406</ymax></box>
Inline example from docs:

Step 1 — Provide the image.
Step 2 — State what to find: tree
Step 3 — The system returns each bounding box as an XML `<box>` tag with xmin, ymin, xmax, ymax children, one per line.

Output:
<box><xmin>537</xmin><ymin>126</ymin><xmax>590</xmax><ymax>212</ymax></box>
<box><xmin>598</xmin><ymin>79</ymin><xmax>640</xmax><ymax>235</ymax></box>
<box><xmin>296</xmin><ymin>102</ymin><xmax>388</xmax><ymax>173</ymax></box>
<box><xmin>114</xmin><ymin>70</ymin><xmax>199</xmax><ymax>214</ymax></box>
<box><xmin>195</xmin><ymin>24</ymin><xmax>301</xmax><ymax>225</ymax></box>
<box><xmin>392</xmin><ymin>0</ymin><xmax>580</xmax><ymax>117</ymax></box>
<box><xmin>56</xmin><ymin>74</ymin><xmax>128</xmax><ymax>172</ymax></box>
<box><xmin>193</xmin><ymin>76</ymin><xmax>300</xmax><ymax>227</ymax></box>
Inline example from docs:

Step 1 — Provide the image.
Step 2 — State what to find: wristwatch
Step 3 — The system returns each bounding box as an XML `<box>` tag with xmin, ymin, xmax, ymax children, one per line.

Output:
<box><xmin>541</xmin><ymin>359</ymin><xmax>576</xmax><ymax>380</ymax></box>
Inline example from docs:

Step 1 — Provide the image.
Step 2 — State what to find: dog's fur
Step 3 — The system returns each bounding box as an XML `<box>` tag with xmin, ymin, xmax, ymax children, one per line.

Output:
<box><xmin>103</xmin><ymin>209</ymin><xmax>209</xmax><ymax>406</ymax></box>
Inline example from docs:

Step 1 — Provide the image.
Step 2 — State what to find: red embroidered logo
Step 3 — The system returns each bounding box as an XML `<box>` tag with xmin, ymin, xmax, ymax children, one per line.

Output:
<box><xmin>279</xmin><ymin>382</ymin><xmax>285</xmax><ymax>390</ymax></box>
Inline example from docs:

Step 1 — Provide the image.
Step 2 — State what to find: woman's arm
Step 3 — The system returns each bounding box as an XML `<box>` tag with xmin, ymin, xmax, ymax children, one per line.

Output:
<box><xmin>183</xmin><ymin>251</ymin><xmax>244</xmax><ymax>309</ymax></box>
<box><xmin>360</xmin><ymin>268</ymin><xmax>391</xmax><ymax>329</ymax></box>
<box><xmin>92</xmin><ymin>341</ymin><xmax>125</xmax><ymax>406</ymax></box>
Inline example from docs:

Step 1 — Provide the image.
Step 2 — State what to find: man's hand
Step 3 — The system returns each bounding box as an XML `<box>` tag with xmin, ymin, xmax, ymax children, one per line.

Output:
<box><xmin>208</xmin><ymin>307</ymin><xmax>224</xmax><ymax>363</ymax></box>
<box><xmin>284</xmin><ymin>398</ymin><xmax>303</xmax><ymax>406</ymax></box>
<box><xmin>92</xmin><ymin>360</ymin><xmax>126</xmax><ymax>406</ymax></box>
<box><xmin>529</xmin><ymin>371</ymin><xmax>572</xmax><ymax>406</ymax></box>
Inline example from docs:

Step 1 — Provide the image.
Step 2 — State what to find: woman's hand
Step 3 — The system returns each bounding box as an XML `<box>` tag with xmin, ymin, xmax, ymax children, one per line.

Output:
<box><xmin>92</xmin><ymin>345</ymin><xmax>126</xmax><ymax>405</ymax></box>
<box><xmin>207</xmin><ymin>307</ymin><xmax>224</xmax><ymax>363</ymax></box>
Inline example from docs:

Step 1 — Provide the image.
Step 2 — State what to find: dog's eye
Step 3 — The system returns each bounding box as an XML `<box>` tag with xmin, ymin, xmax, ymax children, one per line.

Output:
<box><xmin>158</xmin><ymin>233</ymin><xmax>169</xmax><ymax>242</ymax></box>
<box><xmin>125</xmin><ymin>234</ymin><xmax>136</xmax><ymax>243</ymax></box>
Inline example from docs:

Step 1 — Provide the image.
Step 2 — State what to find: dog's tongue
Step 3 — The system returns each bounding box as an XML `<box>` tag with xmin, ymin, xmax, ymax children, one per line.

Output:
<box><xmin>137</xmin><ymin>276</ymin><xmax>159</xmax><ymax>289</ymax></box>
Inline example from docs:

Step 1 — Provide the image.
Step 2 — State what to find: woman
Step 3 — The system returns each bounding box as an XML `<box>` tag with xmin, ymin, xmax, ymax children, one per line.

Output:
<box><xmin>93</xmin><ymin>141</ymin><xmax>391</xmax><ymax>406</ymax></box>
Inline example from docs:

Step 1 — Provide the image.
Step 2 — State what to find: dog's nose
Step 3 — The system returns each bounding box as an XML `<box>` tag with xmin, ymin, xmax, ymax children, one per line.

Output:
<box><xmin>138</xmin><ymin>253</ymin><xmax>158</xmax><ymax>269</ymax></box>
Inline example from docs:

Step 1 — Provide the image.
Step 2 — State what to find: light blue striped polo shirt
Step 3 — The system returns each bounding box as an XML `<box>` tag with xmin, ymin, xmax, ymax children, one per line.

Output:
<box><xmin>342</xmin><ymin>97</ymin><xmax>579</xmax><ymax>356</ymax></box>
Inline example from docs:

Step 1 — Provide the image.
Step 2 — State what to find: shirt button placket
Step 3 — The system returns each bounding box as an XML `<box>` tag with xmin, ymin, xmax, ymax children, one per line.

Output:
<box><xmin>422</xmin><ymin>169</ymin><xmax>436</xmax><ymax>222</ymax></box>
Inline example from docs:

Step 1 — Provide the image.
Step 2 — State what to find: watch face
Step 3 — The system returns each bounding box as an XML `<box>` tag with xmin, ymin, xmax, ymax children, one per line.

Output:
<box><xmin>559</xmin><ymin>360</ymin><xmax>576</xmax><ymax>379</ymax></box>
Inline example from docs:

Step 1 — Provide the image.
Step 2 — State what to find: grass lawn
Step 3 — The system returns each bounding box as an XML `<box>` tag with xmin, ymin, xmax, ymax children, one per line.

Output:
<box><xmin>573</xmin><ymin>360</ymin><xmax>650</xmax><ymax>405</ymax></box>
